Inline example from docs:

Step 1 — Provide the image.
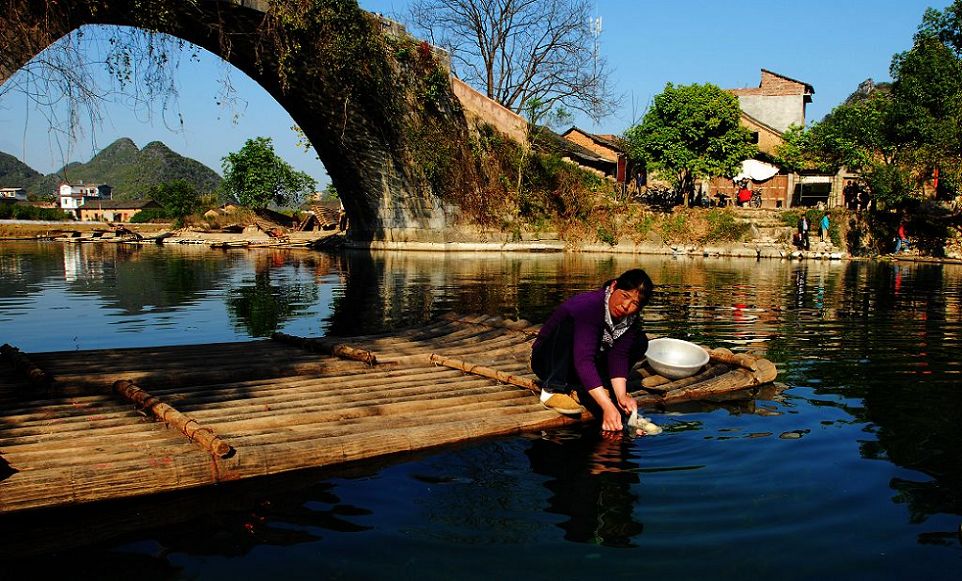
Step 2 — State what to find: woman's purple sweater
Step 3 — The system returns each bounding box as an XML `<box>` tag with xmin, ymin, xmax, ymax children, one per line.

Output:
<box><xmin>533</xmin><ymin>287</ymin><xmax>639</xmax><ymax>390</ymax></box>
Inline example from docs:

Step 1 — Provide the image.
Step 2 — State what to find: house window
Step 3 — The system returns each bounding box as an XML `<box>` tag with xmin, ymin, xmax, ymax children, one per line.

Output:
<box><xmin>751</xmin><ymin>132</ymin><xmax>759</xmax><ymax>144</ymax></box>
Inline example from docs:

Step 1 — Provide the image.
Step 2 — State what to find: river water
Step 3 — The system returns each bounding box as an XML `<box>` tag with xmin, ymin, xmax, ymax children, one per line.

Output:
<box><xmin>1</xmin><ymin>241</ymin><xmax>960</xmax><ymax>579</ymax></box>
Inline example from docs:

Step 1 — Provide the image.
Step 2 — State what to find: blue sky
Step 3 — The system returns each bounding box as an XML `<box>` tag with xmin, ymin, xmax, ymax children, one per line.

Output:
<box><xmin>0</xmin><ymin>0</ymin><xmax>946</xmax><ymax>190</ymax></box>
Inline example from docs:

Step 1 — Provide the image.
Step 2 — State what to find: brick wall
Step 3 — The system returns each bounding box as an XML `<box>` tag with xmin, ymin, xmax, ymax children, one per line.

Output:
<box><xmin>740</xmin><ymin>115</ymin><xmax>784</xmax><ymax>155</ymax></box>
<box><xmin>451</xmin><ymin>77</ymin><xmax>527</xmax><ymax>143</ymax></box>
<box><xmin>729</xmin><ymin>70</ymin><xmax>808</xmax><ymax>97</ymax></box>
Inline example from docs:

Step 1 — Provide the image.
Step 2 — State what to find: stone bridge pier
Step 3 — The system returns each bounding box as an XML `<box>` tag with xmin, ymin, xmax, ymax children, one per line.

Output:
<box><xmin>1</xmin><ymin>0</ymin><xmax>484</xmax><ymax>241</ymax></box>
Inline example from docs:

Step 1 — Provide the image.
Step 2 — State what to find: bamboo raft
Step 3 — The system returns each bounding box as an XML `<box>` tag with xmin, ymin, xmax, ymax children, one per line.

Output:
<box><xmin>0</xmin><ymin>315</ymin><xmax>776</xmax><ymax>515</ymax></box>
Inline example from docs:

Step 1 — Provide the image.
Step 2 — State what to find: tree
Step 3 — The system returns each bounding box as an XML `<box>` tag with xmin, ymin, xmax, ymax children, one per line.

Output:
<box><xmin>408</xmin><ymin>0</ymin><xmax>617</xmax><ymax>121</ymax></box>
<box><xmin>795</xmin><ymin>32</ymin><xmax>962</xmax><ymax>208</ymax></box>
<box><xmin>623</xmin><ymin>83</ymin><xmax>756</xmax><ymax>200</ymax></box>
<box><xmin>221</xmin><ymin>137</ymin><xmax>316</xmax><ymax>209</ymax></box>
<box><xmin>146</xmin><ymin>179</ymin><xmax>199</xmax><ymax>218</ymax></box>
<box><xmin>918</xmin><ymin>0</ymin><xmax>962</xmax><ymax>55</ymax></box>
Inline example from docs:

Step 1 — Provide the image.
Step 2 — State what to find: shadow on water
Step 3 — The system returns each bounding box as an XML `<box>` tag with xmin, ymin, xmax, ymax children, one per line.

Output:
<box><xmin>0</xmin><ymin>459</ymin><xmax>384</xmax><ymax>572</ymax></box>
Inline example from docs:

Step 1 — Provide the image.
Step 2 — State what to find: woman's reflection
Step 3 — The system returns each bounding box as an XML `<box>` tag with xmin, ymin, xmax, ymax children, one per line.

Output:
<box><xmin>526</xmin><ymin>429</ymin><xmax>644</xmax><ymax>548</ymax></box>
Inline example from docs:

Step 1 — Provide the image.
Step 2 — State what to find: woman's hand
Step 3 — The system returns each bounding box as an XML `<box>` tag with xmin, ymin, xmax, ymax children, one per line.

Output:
<box><xmin>588</xmin><ymin>387</ymin><xmax>624</xmax><ymax>431</ymax></box>
<box><xmin>617</xmin><ymin>392</ymin><xmax>638</xmax><ymax>415</ymax></box>
<box><xmin>601</xmin><ymin>404</ymin><xmax>623</xmax><ymax>431</ymax></box>
<box><xmin>610</xmin><ymin>377</ymin><xmax>637</xmax><ymax>415</ymax></box>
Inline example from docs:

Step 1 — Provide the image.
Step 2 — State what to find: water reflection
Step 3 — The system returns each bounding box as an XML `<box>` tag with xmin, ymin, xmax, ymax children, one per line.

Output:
<box><xmin>3</xmin><ymin>243</ymin><xmax>962</xmax><ymax>567</ymax></box>
<box><xmin>527</xmin><ymin>429</ymin><xmax>644</xmax><ymax>548</ymax></box>
<box><xmin>225</xmin><ymin>251</ymin><xmax>322</xmax><ymax>336</ymax></box>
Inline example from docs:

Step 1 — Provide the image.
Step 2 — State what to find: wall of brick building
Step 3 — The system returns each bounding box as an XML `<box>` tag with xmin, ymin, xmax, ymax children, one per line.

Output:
<box><xmin>563</xmin><ymin>131</ymin><xmax>619</xmax><ymax>162</ymax></box>
<box><xmin>451</xmin><ymin>77</ymin><xmax>527</xmax><ymax>143</ymax></box>
<box><xmin>735</xmin><ymin>95</ymin><xmax>806</xmax><ymax>133</ymax></box>
<box><xmin>740</xmin><ymin>116</ymin><xmax>784</xmax><ymax>155</ymax></box>
<box><xmin>729</xmin><ymin>70</ymin><xmax>810</xmax><ymax>133</ymax></box>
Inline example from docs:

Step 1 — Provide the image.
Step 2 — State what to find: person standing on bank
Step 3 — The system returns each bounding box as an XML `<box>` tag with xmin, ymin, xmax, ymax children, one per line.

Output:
<box><xmin>797</xmin><ymin>214</ymin><xmax>810</xmax><ymax>250</ymax></box>
<box><xmin>820</xmin><ymin>212</ymin><xmax>830</xmax><ymax>242</ymax></box>
<box><xmin>895</xmin><ymin>220</ymin><xmax>910</xmax><ymax>253</ymax></box>
<box><xmin>530</xmin><ymin>269</ymin><xmax>654</xmax><ymax>432</ymax></box>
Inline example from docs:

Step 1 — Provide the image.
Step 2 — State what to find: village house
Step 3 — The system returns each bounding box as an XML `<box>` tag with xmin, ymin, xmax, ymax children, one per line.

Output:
<box><xmin>558</xmin><ymin>127</ymin><xmax>629</xmax><ymax>184</ymax></box>
<box><xmin>58</xmin><ymin>182</ymin><xmax>113</xmax><ymax>217</ymax></box>
<box><xmin>708</xmin><ymin>69</ymin><xmax>811</xmax><ymax>208</ymax></box>
<box><xmin>729</xmin><ymin>69</ymin><xmax>814</xmax><ymax>136</ymax></box>
<box><xmin>76</xmin><ymin>199</ymin><xmax>162</xmax><ymax>222</ymax></box>
<box><xmin>707</xmin><ymin>69</ymin><xmax>854</xmax><ymax>209</ymax></box>
<box><xmin>0</xmin><ymin>187</ymin><xmax>27</xmax><ymax>201</ymax></box>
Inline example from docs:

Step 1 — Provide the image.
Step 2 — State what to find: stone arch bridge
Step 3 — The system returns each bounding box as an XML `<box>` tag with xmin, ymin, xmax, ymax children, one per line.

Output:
<box><xmin>1</xmin><ymin>0</ymin><xmax>527</xmax><ymax>241</ymax></box>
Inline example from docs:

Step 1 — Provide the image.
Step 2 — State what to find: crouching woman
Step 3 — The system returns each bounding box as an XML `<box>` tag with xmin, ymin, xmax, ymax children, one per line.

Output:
<box><xmin>531</xmin><ymin>269</ymin><xmax>654</xmax><ymax>431</ymax></box>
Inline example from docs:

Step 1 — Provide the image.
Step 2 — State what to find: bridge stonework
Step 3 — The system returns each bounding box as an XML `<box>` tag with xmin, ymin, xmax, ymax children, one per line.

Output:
<box><xmin>1</xmin><ymin>0</ymin><xmax>495</xmax><ymax>241</ymax></box>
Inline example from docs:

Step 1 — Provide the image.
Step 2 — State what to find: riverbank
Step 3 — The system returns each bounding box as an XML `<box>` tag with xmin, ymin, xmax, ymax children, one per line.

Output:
<box><xmin>3</xmin><ymin>215</ymin><xmax>961</xmax><ymax>264</ymax></box>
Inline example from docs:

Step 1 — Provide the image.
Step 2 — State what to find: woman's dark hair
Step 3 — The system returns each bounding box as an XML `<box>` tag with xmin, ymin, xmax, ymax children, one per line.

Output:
<box><xmin>605</xmin><ymin>268</ymin><xmax>654</xmax><ymax>307</ymax></box>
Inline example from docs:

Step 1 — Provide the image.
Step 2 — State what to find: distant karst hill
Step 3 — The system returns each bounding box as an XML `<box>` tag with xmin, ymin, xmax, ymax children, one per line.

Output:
<box><xmin>6</xmin><ymin>138</ymin><xmax>222</xmax><ymax>199</ymax></box>
<box><xmin>0</xmin><ymin>151</ymin><xmax>42</xmax><ymax>189</ymax></box>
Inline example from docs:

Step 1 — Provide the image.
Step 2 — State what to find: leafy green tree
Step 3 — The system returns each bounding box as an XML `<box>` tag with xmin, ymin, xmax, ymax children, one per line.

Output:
<box><xmin>221</xmin><ymin>137</ymin><xmax>316</xmax><ymax>209</ymax></box>
<box><xmin>317</xmin><ymin>183</ymin><xmax>339</xmax><ymax>202</ymax></box>
<box><xmin>146</xmin><ymin>179</ymin><xmax>199</xmax><ymax>218</ymax></box>
<box><xmin>918</xmin><ymin>0</ymin><xmax>962</xmax><ymax>55</ymax></box>
<box><xmin>623</xmin><ymin>83</ymin><xmax>756</xmax><ymax>200</ymax></box>
<box><xmin>891</xmin><ymin>35</ymin><xmax>962</xmax><ymax>201</ymax></box>
<box><xmin>786</xmin><ymin>27</ymin><xmax>962</xmax><ymax>208</ymax></box>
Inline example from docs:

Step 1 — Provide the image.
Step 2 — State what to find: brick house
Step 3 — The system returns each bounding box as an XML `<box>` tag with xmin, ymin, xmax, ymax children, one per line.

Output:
<box><xmin>560</xmin><ymin>127</ymin><xmax>629</xmax><ymax>183</ymax></box>
<box><xmin>729</xmin><ymin>69</ymin><xmax>814</xmax><ymax>136</ymax></box>
<box><xmin>76</xmin><ymin>199</ymin><xmax>162</xmax><ymax>222</ymax></box>
<box><xmin>709</xmin><ymin>69</ymin><xmax>847</xmax><ymax>209</ymax></box>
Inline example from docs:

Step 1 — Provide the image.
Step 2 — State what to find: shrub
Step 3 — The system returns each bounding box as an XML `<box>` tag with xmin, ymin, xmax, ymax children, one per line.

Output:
<box><xmin>129</xmin><ymin>208</ymin><xmax>169</xmax><ymax>223</ymax></box>
<box><xmin>0</xmin><ymin>203</ymin><xmax>69</xmax><ymax>221</ymax></box>
<box><xmin>705</xmin><ymin>208</ymin><xmax>750</xmax><ymax>241</ymax></box>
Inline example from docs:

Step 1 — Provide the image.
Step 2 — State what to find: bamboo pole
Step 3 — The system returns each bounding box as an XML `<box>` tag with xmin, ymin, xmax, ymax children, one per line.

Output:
<box><xmin>271</xmin><ymin>332</ymin><xmax>377</xmax><ymax>365</ymax></box>
<box><xmin>112</xmin><ymin>380</ymin><xmax>234</xmax><ymax>458</ymax></box>
<box><xmin>704</xmin><ymin>348</ymin><xmax>758</xmax><ymax>372</ymax></box>
<box><xmin>0</xmin><ymin>344</ymin><xmax>52</xmax><ymax>387</ymax></box>
<box><xmin>425</xmin><ymin>353</ymin><xmax>540</xmax><ymax>393</ymax></box>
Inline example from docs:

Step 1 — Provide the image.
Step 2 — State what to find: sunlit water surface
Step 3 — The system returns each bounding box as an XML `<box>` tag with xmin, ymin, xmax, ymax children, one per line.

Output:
<box><xmin>1</xmin><ymin>241</ymin><xmax>961</xmax><ymax>579</ymax></box>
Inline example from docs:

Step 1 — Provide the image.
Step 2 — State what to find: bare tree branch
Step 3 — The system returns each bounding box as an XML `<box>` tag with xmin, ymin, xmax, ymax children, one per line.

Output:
<box><xmin>408</xmin><ymin>0</ymin><xmax>619</xmax><ymax>121</ymax></box>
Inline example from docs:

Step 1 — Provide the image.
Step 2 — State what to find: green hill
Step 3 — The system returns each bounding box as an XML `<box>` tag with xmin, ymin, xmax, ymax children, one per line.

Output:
<box><xmin>25</xmin><ymin>138</ymin><xmax>222</xmax><ymax>199</ymax></box>
<box><xmin>0</xmin><ymin>151</ymin><xmax>42</xmax><ymax>189</ymax></box>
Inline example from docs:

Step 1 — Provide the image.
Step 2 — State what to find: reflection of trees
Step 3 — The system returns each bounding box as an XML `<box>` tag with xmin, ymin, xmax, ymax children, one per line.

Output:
<box><xmin>326</xmin><ymin>251</ymin><xmax>630</xmax><ymax>336</ymax></box>
<box><xmin>105</xmin><ymin>248</ymin><xmax>229</xmax><ymax>314</ymax></box>
<box><xmin>0</xmin><ymin>243</ymin><xmax>235</xmax><ymax>315</ymax></box>
<box><xmin>778</xmin><ymin>260</ymin><xmax>962</xmax><ymax>528</ymax></box>
<box><xmin>226</xmin><ymin>269</ymin><xmax>318</xmax><ymax>337</ymax></box>
<box><xmin>0</xmin><ymin>242</ymin><xmax>69</xmax><ymax>298</ymax></box>
<box><xmin>526</xmin><ymin>429</ymin><xmax>643</xmax><ymax>547</ymax></box>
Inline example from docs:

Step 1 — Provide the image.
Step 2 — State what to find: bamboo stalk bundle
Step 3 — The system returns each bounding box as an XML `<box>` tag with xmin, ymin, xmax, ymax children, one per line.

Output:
<box><xmin>112</xmin><ymin>380</ymin><xmax>233</xmax><ymax>458</ymax></box>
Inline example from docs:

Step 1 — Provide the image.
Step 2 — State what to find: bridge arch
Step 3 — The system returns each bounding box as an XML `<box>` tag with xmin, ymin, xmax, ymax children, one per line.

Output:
<box><xmin>1</xmin><ymin>0</ymin><xmax>481</xmax><ymax>241</ymax></box>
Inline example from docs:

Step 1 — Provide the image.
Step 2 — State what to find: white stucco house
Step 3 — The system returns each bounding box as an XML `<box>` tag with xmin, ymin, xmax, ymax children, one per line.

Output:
<box><xmin>58</xmin><ymin>182</ymin><xmax>113</xmax><ymax>216</ymax></box>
